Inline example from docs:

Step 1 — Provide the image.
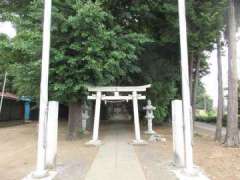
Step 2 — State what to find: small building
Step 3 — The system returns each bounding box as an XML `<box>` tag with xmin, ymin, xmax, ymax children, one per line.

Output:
<box><xmin>0</xmin><ymin>92</ymin><xmax>24</xmax><ymax>121</ymax></box>
<box><xmin>0</xmin><ymin>92</ymin><xmax>68</xmax><ymax>121</ymax></box>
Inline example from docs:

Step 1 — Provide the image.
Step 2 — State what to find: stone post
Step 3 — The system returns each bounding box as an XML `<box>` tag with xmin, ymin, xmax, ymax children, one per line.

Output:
<box><xmin>172</xmin><ymin>100</ymin><xmax>185</xmax><ymax>167</ymax></box>
<box><xmin>46</xmin><ymin>101</ymin><xmax>59</xmax><ymax>169</ymax></box>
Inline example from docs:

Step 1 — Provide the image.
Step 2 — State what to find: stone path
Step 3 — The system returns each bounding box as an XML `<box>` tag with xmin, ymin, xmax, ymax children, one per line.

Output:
<box><xmin>84</xmin><ymin>122</ymin><xmax>146</xmax><ymax>180</ymax></box>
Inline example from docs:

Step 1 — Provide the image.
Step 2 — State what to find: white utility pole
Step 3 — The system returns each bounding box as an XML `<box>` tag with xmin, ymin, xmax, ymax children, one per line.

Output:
<box><xmin>33</xmin><ymin>0</ymin><xmax>52</xmax><ymax>177</ymax></box>
<box><xmin>178</xmin><ymin>0</ymin><xmax>194</xmax><ymax>173</ymax></box>
<box><xmin>0</xmin><ymin>72</ymin><xmax>7</xmax><ymax>113</ymax></box>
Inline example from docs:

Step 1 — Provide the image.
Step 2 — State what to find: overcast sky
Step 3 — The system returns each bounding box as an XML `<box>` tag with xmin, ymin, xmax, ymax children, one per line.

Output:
<box><xmin>0</xmin><ymin>21</ymin><xmax>240</xmax><ymax>108</ymax></box>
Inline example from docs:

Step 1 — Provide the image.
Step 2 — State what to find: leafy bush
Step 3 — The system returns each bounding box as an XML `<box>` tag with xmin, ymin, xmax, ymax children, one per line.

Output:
<box><xmin>196</xmin><ymin>115</ymin><xmax>228</xmax><ymax>126</ymax></box>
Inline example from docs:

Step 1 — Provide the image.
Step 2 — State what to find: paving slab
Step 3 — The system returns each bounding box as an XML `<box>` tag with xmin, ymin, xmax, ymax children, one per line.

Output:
<box><xmin>84</xmin><ymin>122</ymin><xmax>146</xmax><ymax>180</ymax></box>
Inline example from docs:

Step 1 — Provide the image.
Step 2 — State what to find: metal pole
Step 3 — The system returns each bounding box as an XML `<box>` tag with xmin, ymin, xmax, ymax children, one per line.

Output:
<box><xmin>0</xmin><ymin>72</ymin><xmax>7</xmax><ymax>113</ymax></box>
<box><xmin>33</xmin><ymin>0</ymin><xmax>52</xmax><ymax>177</ymax></box>
<box><xmin>178</xmin><ymin>0</ymin><xmax>194</xmax><ymax>173</ymax></box>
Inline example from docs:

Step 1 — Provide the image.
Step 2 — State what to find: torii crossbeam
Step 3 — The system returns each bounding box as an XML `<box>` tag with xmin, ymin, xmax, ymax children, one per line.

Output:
<box><xmin>86</xmin><ymin>84</ymin><xmax>151</xmax><ymax>145</ymax></box>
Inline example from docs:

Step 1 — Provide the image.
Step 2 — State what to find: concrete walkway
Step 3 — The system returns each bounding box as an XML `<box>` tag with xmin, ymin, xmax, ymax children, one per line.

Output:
<box><xmin>85</xmin><ymin>122</ymin><xmax>146</xmax><ymax>180</ymax></box>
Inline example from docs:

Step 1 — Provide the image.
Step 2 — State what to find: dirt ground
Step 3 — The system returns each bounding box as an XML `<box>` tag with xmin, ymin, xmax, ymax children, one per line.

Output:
<box><xmin>1</xmin><ymin>121</ymin><xmax>240</xmax><ymax>180</ymax></box>
<box><xmin>194</xmin><ymin>133</ymin><xmax>240</xmax><ymax>180</ymax></box>
<box><xmin>135</xmin><ymin>126</ymin><xmax>177</xmax><ymax>180</ymax></box>
<box><xmin>135</xmin><ymin>125</ymin><xmax>240</xmax><ymax>180</ymax></box>
<box><xmin>0</xmin><ymin>121</ymin><xmax>98</xmax><ymax>180</ymax></box>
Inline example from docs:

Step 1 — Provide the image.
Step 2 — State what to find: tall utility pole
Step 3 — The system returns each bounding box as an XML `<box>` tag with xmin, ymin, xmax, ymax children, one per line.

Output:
<box><xmin>178</xmin><ymin>0</ymin><xmax>194</xmax><ymax>173</ymax></box>
<box><xmin>33</xmin><ymin>0</ymin><xmax>52</xmax><ymax>177</ymax></box>
<box><xmin>0</xmin><ymin>72</ymin><xmax>7</xmax><ymax>113</ymax></box>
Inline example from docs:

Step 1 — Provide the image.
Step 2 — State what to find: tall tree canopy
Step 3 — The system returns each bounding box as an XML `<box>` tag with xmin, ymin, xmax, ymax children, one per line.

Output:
<box><xmin>0</xmin><ymin>0</ymin><xmax>227</xmax><ymax>121</ymax></box>
<box><xmin>0</xmin><ymin>0</ymin><xmax>149</xmax><ymax>103</ymax></box>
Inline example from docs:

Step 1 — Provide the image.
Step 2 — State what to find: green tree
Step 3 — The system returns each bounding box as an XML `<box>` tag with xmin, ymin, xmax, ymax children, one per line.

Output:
<box><xmin>195</xmin><ymin>82</ymin><xmax>213</xmax><ymax>112</ymax></box>
<box><xmin>103</xmin><ymin>0</ymin><xmax>226</xmax><ymax>121</ymax></box>
<box><xmin>187</xmin><ymin>0</ymin><xmax>226</xmax><ymax>121</ymax></box>
<box><xmin>0</xmin><ymin>0</ymin><xmax>227</xmax><ymax>127</ymax></box>
<box><xmin>0</xmin><ymin>0</ymin><xmax>149</xmax><ymax>138</ymax></box>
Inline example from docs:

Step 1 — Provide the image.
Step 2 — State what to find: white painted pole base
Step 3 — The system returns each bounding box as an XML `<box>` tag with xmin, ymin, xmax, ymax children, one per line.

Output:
<box><xmin>22</xmin><ymin>171</ymin><xmax>57</xmax><ymax>180</ymax></box>
<box><xmin>172</xmin><ymin>100</ymin><xmax>185</xmax><ymax>168</ymax></box>
<box><xmin>173</xmin><ymin>166</ymin><xmax>210</xmax><ymax>180</ymax></box>
<box><xmin>31</xmin><ymin>171</ymin><xmax>48</xmax><ymax>179</ymax></box>
<box><xmin>85</xmin><ymin>139</ymin><xmax>102</xmax><ymax>146</ymax></box>
<box><xmin>46</xmin><ymin>101</ymin><xmax>59</xmax><ymax>169</ymax></box>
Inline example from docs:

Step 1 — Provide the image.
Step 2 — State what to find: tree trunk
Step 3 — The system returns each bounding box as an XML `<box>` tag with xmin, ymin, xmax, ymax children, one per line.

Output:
<box><xmin>189</xmin><ymin>53</ymin><xmax>194</xmax><ymax>98</ymax></box>
<box><xmin>215</xmin><ymin>36</ymin><xmax>224</xmax><ymax>142</ymax></box>
<box><xmin>224</xmin><ymin>0</ymin><xmax>239</xmax><ymax>147</ymax></box>
<box><xmin>191</xmin><ymin>56</ymin><xmax>200</xmax><ymax>123</ymax></box>
<box><xmin>67</xmin><ymin>102</ymin><xmax>82</xmax><ymax>140</ymax></box>
<box><xmin>87</xmin><ymin>102</ymin><xmax>94</xmax><ymax>131</ymax></box>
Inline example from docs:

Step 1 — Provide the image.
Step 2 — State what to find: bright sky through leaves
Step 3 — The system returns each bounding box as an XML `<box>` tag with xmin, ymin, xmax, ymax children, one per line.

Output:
<box><xmin>0</xmin><ymin>21</ymin><xmax>16</xmax><ymax>38</ymax></box>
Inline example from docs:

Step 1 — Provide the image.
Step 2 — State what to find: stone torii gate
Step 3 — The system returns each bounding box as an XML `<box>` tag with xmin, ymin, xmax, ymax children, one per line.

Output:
<box><xmin>86</xmin><ymin>84</ymin><xmax>151</xmax><ymax>145</ymax></box>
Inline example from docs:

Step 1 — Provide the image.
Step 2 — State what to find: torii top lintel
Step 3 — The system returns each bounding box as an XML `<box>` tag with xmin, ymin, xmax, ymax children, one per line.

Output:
<box><xmin>87</xmin><ymin>84</ymin><xmax>151</xmax><ymax>92</ymax></box>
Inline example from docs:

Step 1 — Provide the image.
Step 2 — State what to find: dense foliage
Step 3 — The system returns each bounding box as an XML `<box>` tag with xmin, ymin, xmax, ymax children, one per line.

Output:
<box><xmin>0</xmin><ymin>0</ymin><xmax>227</xmax><ymax>121</ymax></box>
<box><xmin>102</xmin><ymin>0</ymin><xmax>226</xmax><ymax>120</ymax></box>
<box><xmin>196</xmin><ymin>82</ymin><xmax>213</xmax><ymax>112</ymax></box>
<box><xmin>0</xmin><ymin>0</ymin><xmax>150</xmax><ymax>103</ymax></box>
